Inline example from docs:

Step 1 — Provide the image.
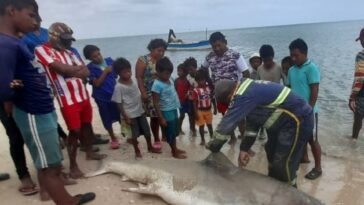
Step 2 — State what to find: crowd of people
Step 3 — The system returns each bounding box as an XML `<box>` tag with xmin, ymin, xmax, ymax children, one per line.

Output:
<box><xmin>1</xmin><ymin>0</ymin><xmax>364</xmax><ymax>205</ymax></box>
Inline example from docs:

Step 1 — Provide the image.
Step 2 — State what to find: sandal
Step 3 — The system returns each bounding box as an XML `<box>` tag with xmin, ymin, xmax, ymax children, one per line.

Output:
<box><xmin>0</xmin><ymin>173</ymin><xmax>10</xmax><ymax>181</ymax></box>
<box><xmin>153</xmin><ymin>141</ymin><xmax>162</xmax><ymax>149</ymax></box>
<box><xmin>75</xmin><ymin>192</ymin><xmax>96</xmax><ymax>205</ymax></box>
<box><xmin>18</xmin><ymin>185</ymin><xmax>39</xmax><ymax>196</ymax></box>
<box><xmin>86</xmin><ymin>153</ymin><xmax>107</xmax><ymax>161</ymax></box>
<box><xmin>80</xmin><ymin>147</ymin><xmax>100</xmax><ymax>152</ymax></box>
<box><xmin>110</xmin><ymin>140</ymin><xmax>120</xmax><ymax>149</ymax></box>
<box><xmin>305</xmin><ymin>168</ymin><xmax>322</xmax><ymax>180</ymax></box>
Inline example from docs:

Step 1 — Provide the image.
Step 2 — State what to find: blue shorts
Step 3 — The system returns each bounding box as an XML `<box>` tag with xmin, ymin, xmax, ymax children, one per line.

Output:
<box><xmin>179</xmin><ymin>101</ymin><xmax>191</xmax><ymax>114</ymax></box>
<box><xmin>161</xmin><ymin>110</ymin><xmax>178</xmax><ymax>144</ymax></box>
<box><xmin>94</xmin><ymin>99</ymin><xmax>120</xmax><ymax>130</ymax></box>
<box><xmin>13</xmin><ymin>106</ymin><xmax>62</xmax><ymax>170</ymax></box>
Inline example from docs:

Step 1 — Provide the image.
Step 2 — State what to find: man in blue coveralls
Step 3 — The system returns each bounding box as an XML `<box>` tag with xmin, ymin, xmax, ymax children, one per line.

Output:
<box><xmin>206</xmin><ymin>79</ymin><xmax>314</xmax><ymax>187</ymax></box>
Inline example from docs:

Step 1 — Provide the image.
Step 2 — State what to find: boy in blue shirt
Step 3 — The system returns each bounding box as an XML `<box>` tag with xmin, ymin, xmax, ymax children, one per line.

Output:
<box><xmin>152</xmin><ymin>57</ymin><xmax>186</xmax><ymax>159</ymax></box>
<box><xmin>84</xmin><ymin>45</ymin><xmax>120</xmax><ymax>149</ymax></box>
<box><xmin>287</xmin><ymin>38</ymin><xmax>322</xmax><ymax>180</ymax></box>
<box><xmin>0</xmin><ymin>0</ymin><xmax>95</xmax><ymax>204</ymax></box>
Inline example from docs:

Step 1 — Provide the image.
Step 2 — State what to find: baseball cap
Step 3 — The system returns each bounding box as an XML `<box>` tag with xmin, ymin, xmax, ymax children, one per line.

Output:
<box><xmin>356</xmin><ymin>28</ymin><xmax>364</xmax><ymax>41</ymax></box>
<box><xmin>48</xmin><ymin>22</ymin><xmax>75</xmax><ymax>41</ymax></box>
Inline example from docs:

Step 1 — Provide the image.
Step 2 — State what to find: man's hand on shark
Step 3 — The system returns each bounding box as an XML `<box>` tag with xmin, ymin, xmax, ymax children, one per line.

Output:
<box><xmin>238</xmin><ymin>151</ymin><xmax>250</xmax><ymax>167</ymax></box>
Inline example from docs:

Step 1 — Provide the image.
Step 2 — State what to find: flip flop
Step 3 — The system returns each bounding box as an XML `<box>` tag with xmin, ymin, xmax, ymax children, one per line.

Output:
<box><xmin>93</xmin><ymin>137</ymin><xmax>109</xmax><ymax>145</ymax></box>
<box><xmin>87</xmin><ymin>153</ymin><xmax>107</xmax><ymax>161</ymax></box>
<box><xmin>18</xmin><ymin>186</ymin><xmax>39</xmax><ymax>196</ymax></box>
<box><xmin>0</xmin><ymin>173</ymin><xmax>10</xmax><ymax>181</ymax></box>
<box><xmin>153</xmin><ymin>141</ymin><xmax>162</xmax><ymax>149</ymax></box>
<box><xmin>80</xmin><ymin>147</ymin><xmax>100</xmax><ymax>152</ymax></box>
<box><xmin>110</xmin><ymin>140</ymin><xmax>120</xmax><ymax>149</ymax></box>
<box><xmin>305</xmin><ymin>168</ymin><xmax>322</xmax><ymax>180</ymax></box>
<box><xmin>75</xmin><ymin>192</ymin><xmax>96</xmax><ymax>205</ymax></box>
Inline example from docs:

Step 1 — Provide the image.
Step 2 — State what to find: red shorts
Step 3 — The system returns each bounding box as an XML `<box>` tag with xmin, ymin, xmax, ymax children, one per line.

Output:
<box><xmin>61</xmin><ymin>100</ymin><xmax>93</xmax><ymax>131</ymax></box>
<box><xmin>217</xmin><ymin>102</ymin><xmax>228</xmax><ymax>115</ymax></box>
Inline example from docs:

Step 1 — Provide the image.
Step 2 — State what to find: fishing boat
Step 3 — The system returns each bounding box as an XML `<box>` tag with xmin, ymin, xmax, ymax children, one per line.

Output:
<box><xmin>167</xmin><ymin>29</ymin><xmax>211</xmax><ymax>51</ymax></box>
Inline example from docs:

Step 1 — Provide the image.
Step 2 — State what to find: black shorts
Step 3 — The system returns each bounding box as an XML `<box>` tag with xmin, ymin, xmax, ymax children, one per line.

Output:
<box><xmin>356</xmin><ymin>97</ymin><xmax>364</xmax><ymax>117</ymax></box>
<box><xmin>131</xmin><ymin>115</ymin><xmax>151</xmax><ymax>139</ymax></box>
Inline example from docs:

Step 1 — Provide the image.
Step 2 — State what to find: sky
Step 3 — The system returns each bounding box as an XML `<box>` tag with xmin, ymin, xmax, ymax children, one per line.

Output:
<box><xmin>37</xmin><ymin>0</ymin><xmax>364</xmax><ymax>39</ymax></box>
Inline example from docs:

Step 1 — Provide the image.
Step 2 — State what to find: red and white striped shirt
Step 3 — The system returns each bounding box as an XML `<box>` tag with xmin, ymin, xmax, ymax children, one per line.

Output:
<box><xmin>35</xmin><ymin>44</ymin><xmax>89</xmax><ymax>108</ymax></box>
<box><xmin>192</xmin><ymin>86</ymin><xmax>211</xmax><ymax>109</ymax></box>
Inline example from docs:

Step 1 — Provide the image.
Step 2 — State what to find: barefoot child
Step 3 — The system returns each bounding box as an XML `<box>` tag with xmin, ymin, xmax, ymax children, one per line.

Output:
<box><xmin>175</xmin><ymin>63</ymin><xmax>193</xmax><ymax>135</ymax></box>
<box><xmin>152</xmin><ymin>57</ymin><xmax>187</xmax><ymax>159</ymax></box>
<box><xmin>192</xmin><ymin>70</ymin><xmax>213</xmax><ymax>145</ymax></box>
<box><xmin>83</xmin><ymin>45</ymin><xmax>120</xmax><ymax>149</ymax></box>
<box><xmin>183</xmin><ymin>57</ymin><xmax>199</xmax><ymax>136</ymax></box>
<box><xmin>112</xmin><ymin>58</ymin><xmax>162</xmax><ymax>158</ymax></box>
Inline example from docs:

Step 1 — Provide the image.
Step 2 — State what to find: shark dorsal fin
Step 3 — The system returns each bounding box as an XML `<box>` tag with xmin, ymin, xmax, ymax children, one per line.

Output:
<box><xmin>202</xmin><ymin>152</ymin><xmax>239</xmax><ymax>176</ymax></box>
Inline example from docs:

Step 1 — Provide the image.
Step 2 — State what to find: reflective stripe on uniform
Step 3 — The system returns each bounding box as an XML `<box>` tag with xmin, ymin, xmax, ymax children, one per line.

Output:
<box><xmin>278</xmin><ymin>109</ymin><xmax>300</xmax><ymax>185</ymax></box>
<box><xmin>235</xmin><ymin>79</ymin><xmax>253</xmax><ymax>95</ymax></box>
<box><xmin>263</xmin><ymin>109</ymin><xmax>283</xmax><ymax>129</ymax></box>
<box><xmin>268</xmin><ymin>87</ymin><xmax>291</xmax><ymax>107</ymax></box>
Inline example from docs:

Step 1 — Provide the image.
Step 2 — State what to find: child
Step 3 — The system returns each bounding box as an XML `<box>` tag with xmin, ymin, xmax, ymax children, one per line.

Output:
<box><xmin>152</xmin><ymin>57</ymin><xmax>187</xmax><ymax>159</ymax></box>
<box><xmin>287</xmin><ymin>38</ymin><xmax>322</xmax><ymax>180</ymax></box>
<box><xmin>111</xmin><ymin>58</ymin><xmax>162</xmax><ymax>158</ymax></box>
<box><xmin>183</xmin><ymin>57</ymin><xmax>198</xmax><ymax>136</ymax></box>
<box><xmin>249</xmin><ymin>53</ymin><xmax>262</xmax><ymax>80</ymax></box>
<box><xmin>0</xmin><ymin>1</ymin><xmax>95</xmax><ymax>204</ymax></box>
<box><xmin>281</xmin><ymin>56</ymin><xmax>293</xmax><ymax>86</ymax></box>
<box><xmin>83</xmin><ymin>45</ymin><xmax>120</xmax><ymax>149</ymax></box>
<box><xmin>175</xmin><ymin>63</ymin><xmax>194</xmax><ymax>135</ymax></box>
<box><xmin>192</xmin><ymin>70</ymin><xmax>213</xmax><ymax>145</ymax></box>
<box><xmin>257</xmin><ymin>45</ymin><xmax>284</xmax><ymax>84</ymax></box>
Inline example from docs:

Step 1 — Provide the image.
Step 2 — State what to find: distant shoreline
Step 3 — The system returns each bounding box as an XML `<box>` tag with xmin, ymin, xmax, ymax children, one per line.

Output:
<box><xmin>77</xmin><ymin>18</ymin><xmax>364</xmax><ymax>41</ymax></box>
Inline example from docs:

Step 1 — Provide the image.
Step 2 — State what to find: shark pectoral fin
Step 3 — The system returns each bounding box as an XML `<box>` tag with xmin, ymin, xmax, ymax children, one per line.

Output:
<box><xmin>122</xmin><ymin>183</ymin><xmax>157</xmax><ymax>195</ymax></box>
<box><xmin>84</xmin><ymin>160</ymin><xmax>108</xmax><ymax>178</ymax></box>
<box><xmin>84</xmin><ymin>169</ymin><xmax>107</xmax><ymax>178</ymax></box>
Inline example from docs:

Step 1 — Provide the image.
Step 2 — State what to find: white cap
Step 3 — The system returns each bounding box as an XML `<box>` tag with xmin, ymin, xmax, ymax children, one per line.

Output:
<box><xmin>249</xmin><ymin>52</ymin><xmax>260</xmax><ymax>60</ymax></box>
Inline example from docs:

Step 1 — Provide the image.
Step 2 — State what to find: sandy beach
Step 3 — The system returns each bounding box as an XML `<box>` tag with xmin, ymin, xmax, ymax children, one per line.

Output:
<box><xmin>1</xmin><ymin>101</ymin><xmax>364</xmax><ymax>205</ymax></box>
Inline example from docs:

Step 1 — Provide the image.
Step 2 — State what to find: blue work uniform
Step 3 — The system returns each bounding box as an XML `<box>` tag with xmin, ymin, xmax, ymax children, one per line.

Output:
<box><xmin>208</xmin><ymin>79</ymin><xmax>314</xmax><ymax>186</ymax></box>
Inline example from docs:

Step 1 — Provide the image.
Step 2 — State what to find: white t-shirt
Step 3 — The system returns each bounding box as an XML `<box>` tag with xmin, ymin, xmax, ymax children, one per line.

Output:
<box><xmin>111</xmin><ymin>81</ymin><xmax>145</xmax><ymax>118</ymax></box>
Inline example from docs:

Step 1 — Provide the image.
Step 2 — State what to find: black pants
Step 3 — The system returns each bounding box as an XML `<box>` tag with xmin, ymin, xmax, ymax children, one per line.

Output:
<box><xmin>0</xmin><ymin>105</ymin><xmax>30</xmax><ymax>180</ymax></box>
<box><xmin>265</xmin><ymin>113</ymin><xmax>314</xmax><ymax>185</ymax></box>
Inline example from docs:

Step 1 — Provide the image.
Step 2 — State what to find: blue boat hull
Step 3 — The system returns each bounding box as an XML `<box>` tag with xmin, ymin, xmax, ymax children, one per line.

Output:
<box><xmin>167</xmin><ymin>40</ymin><xmax>211</xmax><ymax>51</ymax></box>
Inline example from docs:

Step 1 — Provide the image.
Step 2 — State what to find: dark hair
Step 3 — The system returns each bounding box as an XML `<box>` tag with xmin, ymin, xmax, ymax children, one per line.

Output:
<box><xmin>289</xmin><ymin>38</ymin><xmax>308</xmax><ymax>55</ymax></box>
<box><xmin>259</xmin><ymin>45</ymin><xmax>275</xmax><ymax>59</ymax></box>
<box><xmin>209</xmin><ymin>32</ymin><xmax>227</xmax><ymax>44</ymax></box>
<box><xmin>281</xmin><ymin>56</ymin><xmax>293</xmax><ymax>66</ymax></box>
<box><xmin>156</xmin><ymin>57</ymin><xmax>173</xmax><ymax>73</ymax></box>
<box><xmin>195</xmin><ymin>69</ymin><xmax>207</xmax><ymax>81</ymax></box>
<box><xmin>83</xmin><ymin>45</ymin><xmax>99</xmax><ymax>60</ymax></box>
<box><xmin>177</xmin><ymin>63</ymin><xmax>188</xmax><ymax>75</ymax></box>
<box><xmin>147</xmin><ymin>38</ymin><xmax>168</xmax><ymax>51</ymax></box>
<box><xmin>183</xmin><ymin>57</ymin><xmax>197</xmax><ymax>68</ymax></box>
<box><xmin>113</xmin><ymin>57</ymin><xmax>131</xmax><ymax>74</ymax></box>
<box><xmin>0</xmin><ymin>0</ymin><xmax>38</xmax><ymax>15</ymax></box>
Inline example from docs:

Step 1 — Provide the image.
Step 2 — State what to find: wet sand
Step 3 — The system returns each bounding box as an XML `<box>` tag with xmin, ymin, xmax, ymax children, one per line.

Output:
<box><xmin>1</xmin><ymin>103</ymin><xmax>364</xmax><ymax>205</ymax></box>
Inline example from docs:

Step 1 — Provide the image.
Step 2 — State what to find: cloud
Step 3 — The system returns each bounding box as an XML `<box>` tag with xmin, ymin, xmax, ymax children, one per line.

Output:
<box><xmin>36</xmin><ymin>0</ymin><xmax>364</xmax><ymax>39</ymax></box>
